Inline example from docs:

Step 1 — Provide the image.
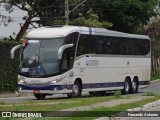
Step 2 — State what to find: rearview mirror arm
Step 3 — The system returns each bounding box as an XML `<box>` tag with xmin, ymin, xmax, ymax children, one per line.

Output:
<box><xmin>10</xmin><ymin>44</ymin><xmax>22</xmax><ymax>59</ymax></box>
<box><xmin>58</xmin><ymin>44</ymin><xmax>73</xmax><ymax>59</ymax></box>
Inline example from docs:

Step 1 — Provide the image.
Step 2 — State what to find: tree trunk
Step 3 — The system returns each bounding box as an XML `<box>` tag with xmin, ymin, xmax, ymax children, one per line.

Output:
<box><xmin>152</xmin><ymin>53</ymin><xmax>156</xmax><ymax>75</ymax></box>
<box><xmin>15</xmin><ymin>15</ymin><xmax>32</xmax><ymax>41</ymax></box>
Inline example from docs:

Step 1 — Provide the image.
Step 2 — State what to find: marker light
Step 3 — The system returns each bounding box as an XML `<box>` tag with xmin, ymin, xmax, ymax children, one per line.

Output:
<box><xmin>22</xmin><ymin>39</ymin><xmax>27</xmax><ymax>47</ymax></box>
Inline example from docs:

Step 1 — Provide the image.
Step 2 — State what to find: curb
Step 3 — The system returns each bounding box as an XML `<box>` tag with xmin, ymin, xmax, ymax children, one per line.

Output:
<box><xmin>150</xmin><ymin>79</ymin><xmax>160</xmax><ymax>83</ymax></box>
<box><xmin>96</xmin><ymin>99</ymin><xmax>160</xmax><ymax>120</ymax></box>
<box><xmin>126</xmin><ymin>100</ymin><xmax>160</xmax><ymax>111</ymax></box>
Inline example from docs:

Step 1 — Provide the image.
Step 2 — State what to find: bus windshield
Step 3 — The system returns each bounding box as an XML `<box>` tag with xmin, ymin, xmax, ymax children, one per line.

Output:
<box><xmin>20</xmin><ymin>38</ymin><xmax>64</xmax><ymax>77</ymax></box>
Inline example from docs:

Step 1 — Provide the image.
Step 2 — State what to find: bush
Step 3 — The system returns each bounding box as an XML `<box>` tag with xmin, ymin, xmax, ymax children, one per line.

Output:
<box><xmin>0</xmin><ymin>41</ymin><xmax>21</xmax><ymax>92</ymax></box>
<box><xmin>114</xmin><ymin>90</ymin><xmax>122</xmax><ymax>98</ymax></box>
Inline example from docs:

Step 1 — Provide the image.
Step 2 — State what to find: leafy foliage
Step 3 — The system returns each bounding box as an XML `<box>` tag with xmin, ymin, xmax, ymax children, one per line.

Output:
<box><xmin>142</xmin><ymin>18</ymin><xmax>160</xmax><ymax>40</ymax></box>
<box><xmin>84</xmin><ymin>0</ymin><xmax>158</xmax><ymax>33</ymax></box>
<box><xmin>114</xmin><ymin>90</ymin><xmax>122</xmax><ymax>98</ymax></box>
<box><xmin>70</xmin><ymin>9</ymin><xmax>113</xmax><ymax>28</ymax></box>
<box><xmin>2</xmin><ymin>0</ymin><xmax>158</xmax><ymax>37</ymax></box>
<box><xmin>0</xmin><ymin>41</ymin><xmax>21</xmax><ymax>92</ymax></box>
<box><xmin>141</xmin><ymin>17</ymin><xmax>160</xmax><ymax>75</ymax></box>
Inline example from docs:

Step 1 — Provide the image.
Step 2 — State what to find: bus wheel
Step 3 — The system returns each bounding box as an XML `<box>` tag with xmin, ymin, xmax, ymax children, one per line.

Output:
<box><xmin>122</xmin><ymin>78</ymin><xmax>131</xmax><ymax>94</ymax></box>
<box><xmin>131</xmin><ymin>79</ymin><xmax>138</xmax><ymax>93</ymax></box>
<box><xmin>34</xmin><ymin>94</ymin><xmax>46</xmax><ymax>100</ymax></box>
<box><xmin>67</xmin><ymin>81</ymin><xmax>81</xmax><ymax>98</ymax></box>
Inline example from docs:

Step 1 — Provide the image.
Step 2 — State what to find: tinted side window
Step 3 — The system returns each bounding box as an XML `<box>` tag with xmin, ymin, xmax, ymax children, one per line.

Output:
<box><xmin>76</xmin><ymin>35</ymin><xmax>96</xmax><ymax>56</ymax></box>
<box><xmin>65</xmin><ymin>32</ymin><xmax>79</xmax><ymax>45</ymax></box>
<box><xmin>77</xmin><ymin>34</ymin><xmax>150</xmax><ymax>56</ymax></box>
<box><xmin>124</xmin><ymin>38</ymin><xmax>150</xmax><ymax>55</ymax></box>
<box><xmin>61</xmin><ymin>32</ymin><xmax>79</xmax><ymax>71</ymax></box>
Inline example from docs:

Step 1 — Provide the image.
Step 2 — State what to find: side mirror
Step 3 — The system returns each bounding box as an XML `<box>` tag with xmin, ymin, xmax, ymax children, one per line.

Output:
<box><xmin>58</xmin><ymin>44</ymin><xmax>73</xmax><ymax>59</ymax></box>
<box><xmin>10</xmin><ymin>44</ymin><xmax>22</xmax><ymax>59</ymax></box>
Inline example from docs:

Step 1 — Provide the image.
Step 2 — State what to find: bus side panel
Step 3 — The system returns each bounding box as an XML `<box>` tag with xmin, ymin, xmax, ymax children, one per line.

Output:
<box><xmin>73</xmin><ymin>56</ymin><xmax>150</xmax><ymax>92</ymax></box>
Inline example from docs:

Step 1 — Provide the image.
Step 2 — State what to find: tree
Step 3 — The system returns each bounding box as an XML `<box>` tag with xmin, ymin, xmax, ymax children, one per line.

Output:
<box><xmin>83</xmin><ymin>0</ymin><xmax>158</xmax><ymax>33</ymax></box>
<box><xmin>1</xmin><ymin>0</ymin><xmax>159</xmax><ymax>41</ymax></box>
<box><xmin>3</xmin><ymin>0</ymin><xmax>41</xmax><ymax>41</ymax></box>
<box><xmin>2</xmin><ymin>0</ymin><xmax>65</xmax><ymax>41</ymax></box>
<box><xmin>142</xmin><ymin>17</ymin><xmax>160</xmax><ymax>75</ymax></box>
<box><xmin>70</xmin><ymin>9</ymin><xmax>112</xmax><ymax>28</ymax></box>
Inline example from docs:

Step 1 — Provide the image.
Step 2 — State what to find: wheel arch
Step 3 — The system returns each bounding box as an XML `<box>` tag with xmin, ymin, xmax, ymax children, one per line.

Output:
<box><xmin>125</xmin><ymin>76</ymin><xmax>131</xmax><ymax>84</ymax></box>
<box><xmin>74</xmin><ymin>77</ymin><xmax>82</xmax><ymax>92</ymax></box>
<box><xmin>133</xmin><ymin>76</ymin><xmax>139</xmax><ymax>87</ymax></box>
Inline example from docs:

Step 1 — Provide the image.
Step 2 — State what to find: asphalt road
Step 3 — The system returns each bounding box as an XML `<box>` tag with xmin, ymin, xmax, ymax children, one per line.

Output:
<box><xmin>0</xmin><ymin>80</ymin><xmax>160</xmax><ymax>104</ymax></box>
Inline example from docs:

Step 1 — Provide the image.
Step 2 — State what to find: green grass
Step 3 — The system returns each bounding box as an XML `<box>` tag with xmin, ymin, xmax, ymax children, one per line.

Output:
<box><xmin>145</xmin><ymin>92</ymin><xmax>159</xmax><ymax>96</ymax></box>
<box><xmin>151</xmin><ymin>72</ymin><xmax>160</xmax><ymax>81</ymax></box>
<box><xmin>0</xmin><ymin>95</ymin><xmax>160</xmax><ymax>120</ymax></box>
<box><xmin>0</xmin><ymin>100</ymin><xmax>5</xmax><ymax>105</ymax></box>
<box><xmin>0</xmin><ymin>96</ymin><xmax>123</xmax><ymax>111</ymax></box>
<box><xmin>50</xmin><ymin>95</ymin><xmax>160</xmax><ymax>120</ymax></box>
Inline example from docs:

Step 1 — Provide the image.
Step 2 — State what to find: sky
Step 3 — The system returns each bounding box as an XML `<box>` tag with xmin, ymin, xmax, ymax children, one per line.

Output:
<box><xmin>0</xmin><ymin>5</ymin><xmax>27</xmax><ymax>37</ymax></box>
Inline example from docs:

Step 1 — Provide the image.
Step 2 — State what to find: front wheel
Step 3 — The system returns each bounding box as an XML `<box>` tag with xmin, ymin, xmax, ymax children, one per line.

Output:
<box><xmin>67</xmin><ymin>81</ymin><xmax>81</xmax><ymax>98</ymax></box>
<box><xmin>34</xmin><ymin>94</ymin><xmax>46</xmax><ymax>100</ymax></box>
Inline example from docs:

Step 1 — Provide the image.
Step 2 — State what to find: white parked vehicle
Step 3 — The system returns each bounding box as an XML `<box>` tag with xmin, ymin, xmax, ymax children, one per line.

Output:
<box><xmin>11</xmin><ymin>26</ymin><xmax>151</xmax><ymax>99</ymax></box>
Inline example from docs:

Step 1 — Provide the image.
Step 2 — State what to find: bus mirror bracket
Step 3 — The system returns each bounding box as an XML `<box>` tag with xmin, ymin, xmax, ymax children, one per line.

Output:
<box><xmin>10</xmin><ymin>44</ymin><xmax>22</xmax><ymax>59</ymax></box>
<box><xmin>58</xmin><ymin>44</ymin><xmax>73</xmax><ymax>59</ymax></box>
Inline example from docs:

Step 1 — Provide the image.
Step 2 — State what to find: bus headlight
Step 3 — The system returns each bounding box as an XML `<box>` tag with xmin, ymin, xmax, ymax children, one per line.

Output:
<box><xmin>50</xmin><ymin>75</ymin><xmax>66</xmax><ymax>84</ymax></box>
<box><xmin>50</xmin><ymin>79</ymin><xmax>61</xmax><ymax>84</ymax></box>
<box><xmin>50</xmin><ymin>80</ymin><xmax>57</xmax><ymax>84</ymax></box>
<box><xmin>18</xmin><ymin>80</ymin><xmax>26</xmax><ymax>83</ymax></box>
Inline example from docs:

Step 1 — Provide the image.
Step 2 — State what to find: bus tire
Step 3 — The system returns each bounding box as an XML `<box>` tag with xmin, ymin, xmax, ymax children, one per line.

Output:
<box><xmin>67</xmin><ymin>80</ymin><xmax>81</xmax><ymax>98</ymax></box>
<box><xmin>34</xmin><ymin>94</ymin><xmax>46</xmax><ymax>100</ymax></box>
<box><xmin>131</xmin><ymin>78</ymin><xmax>138</xmax><ymax>93</ymax></box>
<box><xmin>122</xmin><ymin>78</ymin><xmax>131</xmax><ymax>94</ymax></box>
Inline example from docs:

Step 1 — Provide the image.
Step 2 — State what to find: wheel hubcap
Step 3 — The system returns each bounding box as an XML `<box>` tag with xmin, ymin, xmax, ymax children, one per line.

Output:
<box><xmin>125</xmin><ymin>82</ymin><xmax>129</xmax><ymax>92</ymax></box>
<box><xmin>132</xmin><ymin>82</ymin><xmax>136</xmax><ymax>92</ymax></box>
<box><xmin>73</xmin><ymin>85</ymin><xmax>78</xmax><ymax>96</ymax></box>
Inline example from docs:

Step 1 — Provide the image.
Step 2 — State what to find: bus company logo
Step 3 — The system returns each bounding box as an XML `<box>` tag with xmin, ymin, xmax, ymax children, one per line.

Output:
<box><xmin>2</xmin><ymin>112</ymin><xmax>11</xmax><ymax>117</ymax></box>
<box><xmin>86</xmin><ymin>60</ymin><xmax>90</xmax><ymax>66</ymax></box>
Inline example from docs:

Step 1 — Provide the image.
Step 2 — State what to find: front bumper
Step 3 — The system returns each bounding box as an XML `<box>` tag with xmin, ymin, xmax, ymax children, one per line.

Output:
<box><xmin>18</xmin><ymin>84</ymin><xmax>73</xmax><ymax>94</ymax></box>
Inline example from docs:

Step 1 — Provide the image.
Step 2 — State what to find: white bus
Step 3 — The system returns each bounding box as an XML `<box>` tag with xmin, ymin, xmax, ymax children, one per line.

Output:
<box><xmin>11</xmin><ymin>26</ymin><xmax>150</xmax><ymax>99</ymax></box>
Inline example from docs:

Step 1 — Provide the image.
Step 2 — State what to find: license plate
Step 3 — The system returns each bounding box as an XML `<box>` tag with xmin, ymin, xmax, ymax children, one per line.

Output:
<box><xmin>33</xmin><ymin>90</ymin><xmax>40</xmax><ymax>93</ymax></box>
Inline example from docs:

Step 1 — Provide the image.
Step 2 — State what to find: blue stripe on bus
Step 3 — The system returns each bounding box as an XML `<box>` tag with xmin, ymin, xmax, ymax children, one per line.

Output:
<box><xmin>139</xmin><ymin>80</ymin><xmax>150</xmax><ymax>85</ymax></box>
<box><xmin>82</xmin><ymin>82</ymin><xmax>124</xmax><ymax>89</ymax></box>
<box><xmin>18</xmin><ymin>84</ymin><xmax>73</xmax><ymax>90</ymax></box>
<box><xmin>18</xmin><ymin>80</ymin><xmax>150</xmax><ymax>90</ymax></box>
<box><xmin>82</xmin><ymin>80</ymin><xmax>150</xmax><ymax>89</ymax></box>
<box><xmin>89</xmin><ymin>27</ymin><xmax>92</xmax><ymax>35</ymax></box>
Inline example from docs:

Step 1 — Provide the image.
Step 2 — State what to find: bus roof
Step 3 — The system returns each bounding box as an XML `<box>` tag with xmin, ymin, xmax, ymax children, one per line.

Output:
<box><xmin>26</xmin><ymin>26</ymin><xmax>149</xmax><ymax>39</ymax></box>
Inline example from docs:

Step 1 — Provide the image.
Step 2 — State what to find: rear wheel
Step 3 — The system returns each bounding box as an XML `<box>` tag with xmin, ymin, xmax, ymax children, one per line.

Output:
<box><xmin>131</xmin><ymin>79</ymin><xmax>138</xmax><ymax>93</ymax></box>
<box><xmin>34</xmin><ymin>94</ymin><xmax>46</xmax><ymax>100</ymax></box>
<box><xmin>122</xmin><ymin>78</ymin><xmax>131</xmax><ymax>94</ymax></box>
<box><xmin>67</xmin><ymin>81</ymin><xmax>81</xmax><ymax>98</ymax></box>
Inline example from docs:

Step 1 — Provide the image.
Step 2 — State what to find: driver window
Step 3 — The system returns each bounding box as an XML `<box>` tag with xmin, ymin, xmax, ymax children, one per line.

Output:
<box><xmin>61</xmin><ymin>32</ymin><xmax>79</xmax><ymax>71</ymax></box>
